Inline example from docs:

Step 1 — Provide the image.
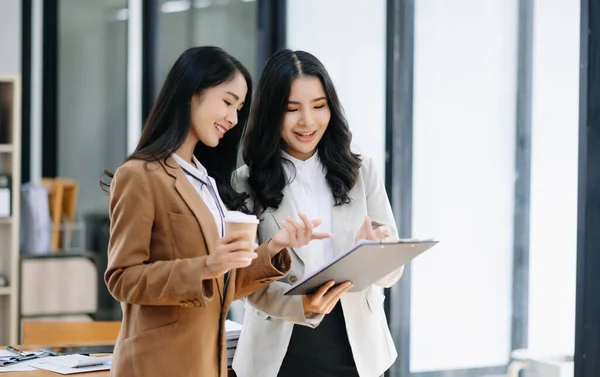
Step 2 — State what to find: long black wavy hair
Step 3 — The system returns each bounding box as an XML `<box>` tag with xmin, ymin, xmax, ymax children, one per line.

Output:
<box><xmin>101</xmin><ymin>46</ymin><xmax>251</xmax><ymax>211</ymax></box>
<box><xmin>242</xmin><ymin>49</ymin><xmax>361</xmax><ymax>214</ymax></box>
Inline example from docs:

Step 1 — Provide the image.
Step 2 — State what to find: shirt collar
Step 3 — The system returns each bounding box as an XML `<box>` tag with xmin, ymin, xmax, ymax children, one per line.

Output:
<box><xmin>281</xmin><ymin>149</ymin><xmax>321</xmax><ymax>174</ymax></box>
<box><xmin>172</xmin><ymin>153</ymin><xmax>209</xmax><ymax>182</ymax></box>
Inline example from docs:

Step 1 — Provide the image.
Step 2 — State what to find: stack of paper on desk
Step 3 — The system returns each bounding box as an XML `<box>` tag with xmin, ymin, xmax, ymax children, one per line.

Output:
<box><xmin>226</xmin><ymin>320</ymin><xmax>243</xmax><ymax>367</ymax></box>
<box><xmin>0</xmin><ymin>349</ymin><xmax>41</xmax><ymax>372</ymax></box>
<box><xmin>27</xmin><ymin>354</ymin><xmax>111</xmax><ymax>374</ymax></box>
<box><xmin>0</xmin><ymin>363</ymin><xmax>36</xmax><ymax>372</ymax></box>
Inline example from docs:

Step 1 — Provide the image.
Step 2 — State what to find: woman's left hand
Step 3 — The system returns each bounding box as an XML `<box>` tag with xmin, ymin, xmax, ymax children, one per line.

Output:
<box><xmin>268</xmin><ymin>212</ymin><xmax>332</xmax><ymax>253</ymax></box>
<box><xmin>354</xmin><ymin>216</ymin><xmax>392</xmax><ymax>243</ymax></box>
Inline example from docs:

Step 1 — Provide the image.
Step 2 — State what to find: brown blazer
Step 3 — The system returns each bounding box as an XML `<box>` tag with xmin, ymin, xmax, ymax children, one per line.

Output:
<box><xmin>104</xmin><ymin>157</ymin><xmax>291</xmax><ymax>377</ymax></box>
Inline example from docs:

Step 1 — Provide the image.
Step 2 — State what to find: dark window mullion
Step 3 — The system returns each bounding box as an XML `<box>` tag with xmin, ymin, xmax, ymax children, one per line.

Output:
<box><xmin>384</xmin><ymin>0</ymin><xmax>415</xmax><ymax>376</ymax></box>
<box><xmin>575</xmin><ymin>1</ymin><xmax>600</xmax><ymax>377</ymax></box>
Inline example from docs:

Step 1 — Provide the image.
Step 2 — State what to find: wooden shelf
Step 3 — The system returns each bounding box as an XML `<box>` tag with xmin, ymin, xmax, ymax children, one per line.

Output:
<box><xmin>0</xmin><ymin>74</ymin><xmax>21</xmax><ymax>345</ymax></box>
<box><xmin>0</xmin><ymin>286</ymin><xmax>12</xmax><ymax>296</ymax></box>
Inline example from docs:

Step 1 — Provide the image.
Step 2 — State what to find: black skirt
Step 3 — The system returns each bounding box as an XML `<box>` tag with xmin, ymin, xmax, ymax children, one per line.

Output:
<box><xmin>277</xmin><ymin>302</ymin><xmax>359</xmax><ymax>377</ymax></box>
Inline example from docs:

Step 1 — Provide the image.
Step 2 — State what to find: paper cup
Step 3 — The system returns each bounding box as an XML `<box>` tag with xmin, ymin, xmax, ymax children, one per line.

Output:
<box><xmin>224</xmin><ymin>211</ymin><xmax>259</xmax><ymax>245</ymax></box>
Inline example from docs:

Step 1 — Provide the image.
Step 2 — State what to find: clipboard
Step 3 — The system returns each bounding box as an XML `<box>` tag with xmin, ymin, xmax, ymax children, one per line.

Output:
<box><xmin>284</xmin><ymin>239</ymin><xmax>439</xmax><ymax>295</ymax></box>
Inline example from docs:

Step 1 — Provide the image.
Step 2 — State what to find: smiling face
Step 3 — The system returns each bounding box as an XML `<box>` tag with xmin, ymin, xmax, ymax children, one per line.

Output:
<box><xmin>189</xmin><ymin>71</ymin><xmax>248</xmax><ymax>148</ymax></box>
<box><xmin>280</xmin><ymin>76</ymin><xmax>331</xmax><ymax>161</ymax></box>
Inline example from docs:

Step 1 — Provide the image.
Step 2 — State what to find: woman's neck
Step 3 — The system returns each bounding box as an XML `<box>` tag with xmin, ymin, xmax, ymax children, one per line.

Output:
<box><xmin>175</xmin><ymin>137</ymin><xmax>197</xmax><ymax>164</ymax></box>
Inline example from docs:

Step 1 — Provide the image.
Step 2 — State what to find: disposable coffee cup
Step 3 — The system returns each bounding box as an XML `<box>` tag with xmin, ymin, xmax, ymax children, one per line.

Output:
<box><xmin>224</xmin><ymin>211</ymin><xmax>259</xmax><ymax>246</ymax></box>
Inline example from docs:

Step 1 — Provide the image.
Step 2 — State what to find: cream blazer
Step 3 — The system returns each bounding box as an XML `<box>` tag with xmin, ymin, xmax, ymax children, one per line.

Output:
<box><xmin>232</xmin><ymin>156</ymin><xmax>403</xmax><ymax>377</ymax></box>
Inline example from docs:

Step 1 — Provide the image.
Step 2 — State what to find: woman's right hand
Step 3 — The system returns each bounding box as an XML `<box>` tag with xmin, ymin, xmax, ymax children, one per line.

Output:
<box><xmin>267</xmin><ymin>212</ymin><xmax>332</xmax><ymax>254</ymax></box>
<box><xmin>204</xmin><ymin>230</ymin><xmax>259</xmax><ymax>279</ymax></box>
<box><xmin>302</xmin><ymin>280</ymin><xmax>353</xmax><ymax>314</ymax></box>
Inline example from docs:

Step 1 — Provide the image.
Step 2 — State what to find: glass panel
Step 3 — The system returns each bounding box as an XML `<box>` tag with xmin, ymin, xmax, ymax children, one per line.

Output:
<box><xmin>285</xmin><ymin>0</ymin><xmax>388</xmax><ymax>325</ymax></box>
<box><xmin>411</xmin><ymin>0</ymin><xmax>518</xmax><ymax>371</ymax></box>
<box><xmin>157</xmin><ymin>0</ymin><xmax>259</xmax><ymax>93</ymax></box>
<box><xmin>286</xmin><ymin>0</ymin><xmax>387</xmax><ymax>175</ymax></box>
<box><xmin>410</xmin><ymin>0</ymin><xmax>579</xmax><ymax>375</ymax></box>
<box><xmin>58</xmin><ymin>0</ymin><xmax>128</xmax><ymax>215</ymax></box>
<box><xmin>528</xmin><ymin>0</ymin><xmax>579</xmax><ymax>357</ymax></box>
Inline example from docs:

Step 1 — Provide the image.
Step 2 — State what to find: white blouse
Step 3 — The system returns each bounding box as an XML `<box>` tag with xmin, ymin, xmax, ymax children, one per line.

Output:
<box><xmin>281</xmin><ymin>150</ymin><xmax>333</xmax><ymax>274</ymax></box>
<box><xmin>172</xmin><ymin>153</ymin><xmax>226</xmax><ymax>236</ymax></box>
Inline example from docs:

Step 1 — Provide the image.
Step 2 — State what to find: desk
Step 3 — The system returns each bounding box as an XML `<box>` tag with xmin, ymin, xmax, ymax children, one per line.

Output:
<box><xmin>1</xmin><ymin>342</ymin><xmax>109</xmax><ymax>376</ymax></box>
<box><xmin>1</xmin><ymin>343</ymin><xmax>236</xmax><ymax>376</ymax></box>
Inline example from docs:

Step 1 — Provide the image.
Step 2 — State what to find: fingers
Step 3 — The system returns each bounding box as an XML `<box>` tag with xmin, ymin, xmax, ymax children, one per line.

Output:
<box><xmin>284</xmin><ymin>216</ymin><xmax>308</xmax><ymax>246</ymax></box>
<box><xmin>211</xmin><ymin>251</ymin><xmax>258</xmax><ymax>267</ymax></box>
<box><xmin>291</xmin><ymin>214</ymin><xmax>330</xmax><ymax>246</ymax></box>
<box><xmin>282</xmin><ymin>221</ymin><xmax>298</xmax><ymax>244</ymax></box>
<box><xmin>311</xmin><ymin>280</ymin><xmax>336</xmax><ymax>300</ymax></box>
<box><xmin>363</xmin><ymin>216</ymin><xmax>372</xmax><ymax>231</ymax></box>
<box><xmin>278</xmin><ymin>214</ymin><xmax>330</xmax><ymax>249</ymax></box>
<box><xmin>319</xmin><ymin>282</ymin><xmax>352</xmax><ymax>314</ymax></box>
<box><xmin>307</xmin><ymin>281</ymin><xmax>353</xmax><ymax>314</ymax></box>
<box><xmin>286</xmin><ymin>216</ymin><xmax>305</xmax><ymax>232</ymax></box>
<box><xmin>205</xmin><ymin>252</ymin><xmax>259</xmax><ymax>278</ymax></box>
<box><xmin>364</xmin><ymin>222</ymin><xmax>377</xmax><ymax>239</ymax></box>
<box><xmin>217</xmin><ymin>240</ymin><xmax>259</xmax><ymax>254</ymax></box>
<box><xmin>291</xmin><ymin>213</ymin><xmax>325</xmax><ymax>235</ymax></box>
<box><xmin>215</xmin><ymin>251</ymin><xmax>258</xmax><ymax>264</ymax></box>
<box><xmin>355</xmin><ymin>216</ymin><xmax>372</xmax><ymax>243</ymax></box>
<box><xmin>376</xmin><ymin>226</ymin><xmax>391</xmax><ymax>239</ymax></box>
<box><xmin>325</xmin><ymin>281</ymin><xmax>353</xmax><ymax>299</ymax></box>
<box><xmin>370</xmin><ymin>217</ymin><xmax>392</xmax><ymax>240</ymax></box>
<box><xmin>298</xmin><ymin>212</ymin><xmax>314</xmax><ymax>234</ymax></box>
<box><xmin>310</xmin><ymin>219</ymin><xmax>323</xmax><ymax>228</ymax></box>
<box><xmin>323</xmin><ymin>282</ymin><xmax>353</xmax><ymax>313</ymax></box>
<box><xmin>357</xmin><ymin>219</ymin><xmax>378</xmax><ymax>242</ymax></box>
<box><xmin>311</xmin><ymin>231</ymin><xmax>333</xmax><ymax>240</ymax></box>
<box><xmin>371</xmin><ymin>220</ymin><xmax>386</xmax><ymax>229</ymax></box>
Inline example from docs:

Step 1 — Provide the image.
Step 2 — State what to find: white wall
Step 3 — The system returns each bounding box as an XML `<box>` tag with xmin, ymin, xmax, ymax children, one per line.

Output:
<box><xmin>0</xmin><ymin>0</ymin><xmax>21</xmax><ymax>74</ymax></box>
<box><xmin>411</xmin><ymin>0</ymin><xmax>518</xmax><ymax>372</ymax></box>
<box><xmin>527</xmin><ymin>0</ymin><xmax>579</xmax><ymax>357</ymax></box>
<box><xmin>286</xmin><ymin>0</ymin><xmax>387</xmax><ymax>177</ymax></box>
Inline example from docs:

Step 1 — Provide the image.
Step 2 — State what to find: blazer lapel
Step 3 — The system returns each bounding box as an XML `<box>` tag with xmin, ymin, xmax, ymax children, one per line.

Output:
<box><xmin>332</xmin><ymin>198</ymin><xmax>355</xmax><ymax>256</ymax></box>
<box><xmin>267</xmin><ymin>189</ymin><xmax>313</xmax><ymax>265</ymax></box>
<box><xmin>161</xmin><ymin>157</ymin><xmax>225</xmax><ymax>302</ymax></box>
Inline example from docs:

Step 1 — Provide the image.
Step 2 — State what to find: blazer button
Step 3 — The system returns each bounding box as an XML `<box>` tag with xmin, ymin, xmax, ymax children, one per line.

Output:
<box><xmin>289</xmin><ymin>275</ymin><xmax>298</xmax><ymax>283</ymax></box>
<box><xmin>193</xmin><ymin>299</ymin><xmax>201</xmax><ymax>307</ymax></box>
<box><xmin>180</xmin><ymin>302</ymin><xmax>187</xmax><ymax>307</ymax></box>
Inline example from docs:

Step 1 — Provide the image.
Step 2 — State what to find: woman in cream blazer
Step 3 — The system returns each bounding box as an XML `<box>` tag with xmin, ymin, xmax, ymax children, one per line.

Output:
<box><xmin>232</xmin><ymin>49</ymin><xmax>404</xmax><ymax>377</ymax></box>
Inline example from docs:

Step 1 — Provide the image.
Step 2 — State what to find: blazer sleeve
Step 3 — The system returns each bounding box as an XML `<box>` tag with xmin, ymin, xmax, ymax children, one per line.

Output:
<box><xmin>362</xmin><ymin>157</ymin><xmax>405</xmax><ymax>288</ymax></box>
<box><xmin>233</xmin><ymin>242</ymin><xmax>292</xmax><ymax>301</ymax></box>
<box><xmin>245</xmin><ymin>281</ymin><xmax>325</xmax><ymax>328</ymax></box>
<box><xmin>105</xmin><ymin>164</ymin><xmax>215</xmax><ymax>307</ymax></box>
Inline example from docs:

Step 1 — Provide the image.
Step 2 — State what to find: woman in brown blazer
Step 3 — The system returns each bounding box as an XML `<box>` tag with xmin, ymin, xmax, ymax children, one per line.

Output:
<box><xmin>102</xmin><ymin>47</ymin><xmax>331</xmax><ymax>377</ymax></box>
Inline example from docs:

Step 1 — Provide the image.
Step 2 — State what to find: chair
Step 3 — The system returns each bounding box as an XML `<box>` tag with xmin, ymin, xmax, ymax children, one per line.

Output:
<box><xmin>21</xmin><ymin>320</ymin><xmax>121</xmax><ymax>345</ymax></box>
<box><xmin>40</xmin><ymin>178</ymin><xmax>79</xmax><ymax>251</ymax></box>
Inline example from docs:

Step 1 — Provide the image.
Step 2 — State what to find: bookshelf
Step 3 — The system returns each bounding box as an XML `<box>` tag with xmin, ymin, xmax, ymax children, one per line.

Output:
<box><xmin>0</xmin><ymin>74</ymin><xmax>21</xmax><ymax>345</ymax></box>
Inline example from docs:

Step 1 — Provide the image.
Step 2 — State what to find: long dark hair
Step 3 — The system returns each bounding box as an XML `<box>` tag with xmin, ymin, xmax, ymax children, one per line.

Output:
<box><xmin>242</xmin><ymin>49</ymin><xmax>361</xmax><ymax>214</ymax></box>
<box><xmin>101</xmin><ymin>46</ymin><xmax>251</xmax><ymax>211</ymax></box>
